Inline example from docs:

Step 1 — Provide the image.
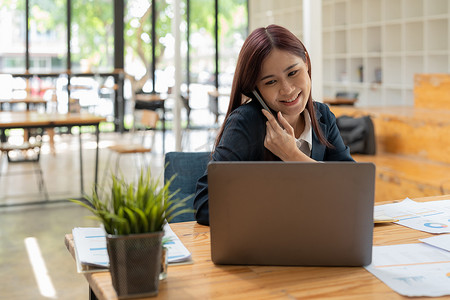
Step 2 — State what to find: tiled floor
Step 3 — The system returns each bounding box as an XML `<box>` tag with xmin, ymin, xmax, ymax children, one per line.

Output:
<box><xmin>0</xmin><ymin>128</ymin><xmax>215</xmax><ymax>299</ymax></box>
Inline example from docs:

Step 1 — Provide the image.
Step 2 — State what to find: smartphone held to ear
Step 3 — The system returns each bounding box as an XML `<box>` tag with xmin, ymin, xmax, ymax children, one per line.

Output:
<box><xmin>252</xmin><ymin>90</ymin><xmax>275</xmax><ymax>117</ymax></box>
<box><xmin>252</xmin><ymin>89</ymin><xmax>284</xmax><ymax>128</ymax></box>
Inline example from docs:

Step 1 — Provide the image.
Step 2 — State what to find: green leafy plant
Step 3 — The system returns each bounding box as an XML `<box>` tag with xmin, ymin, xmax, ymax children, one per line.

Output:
<box><xmin>71</xmin><ymin>169</ymin><xmax>193</xmax><ymax>235</ymax></box>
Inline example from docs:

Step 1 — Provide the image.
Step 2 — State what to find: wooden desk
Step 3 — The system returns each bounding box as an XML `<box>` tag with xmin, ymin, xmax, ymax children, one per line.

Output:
<box><xmin>64</xmin><ymin>195</ymin><xmax>450</xmax><ymax>299</ymax></box>
<box><xmin>0</xmin><ymin>111</ymin><xmax>106</xmax><ymax>207</ymax></box>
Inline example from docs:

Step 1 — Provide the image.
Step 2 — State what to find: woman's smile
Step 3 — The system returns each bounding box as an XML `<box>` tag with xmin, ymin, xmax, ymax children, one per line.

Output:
<box><xmin>279</xmin><ymin>91</ymin><xmax>301</xmax><ymax>106</ymax></box>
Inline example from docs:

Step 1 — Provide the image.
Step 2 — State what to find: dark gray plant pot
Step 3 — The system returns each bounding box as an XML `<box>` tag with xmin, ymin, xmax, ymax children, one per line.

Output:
<box><xmin>106</xmin><ymin>231</ymin><xmax>163</xmax><ymax>299</ymax></box>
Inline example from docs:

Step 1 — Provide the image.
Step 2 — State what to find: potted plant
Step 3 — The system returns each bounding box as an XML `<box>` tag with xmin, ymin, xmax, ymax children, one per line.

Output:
<box><xmin>71</xmin><ymin>169</ymin><xmax>192</xmax><ymax>299</ymax></box>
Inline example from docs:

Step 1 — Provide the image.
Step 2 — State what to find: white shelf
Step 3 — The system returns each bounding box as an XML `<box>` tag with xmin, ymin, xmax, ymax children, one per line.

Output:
<box><xmin>366</xmin><ymin>0</ymin><xmax>381</xmax><ymax>23</ymax></box>
<box><xmin>427</xmin><ymin>55</ymin><xmax>449</xmax><ymax>73</ymax></box>
<box><xmin>349</xmin><ymin>28</ymin><xmax>364</xmax><ymax>53</ymax></box>
<box><xmin>426</xmin><ymin>19</ymin><xmax>448</xmax><ymax>51</ymax></box>
<box><xmin>405</xmin><ymin>21</ymin><xmax>424</xmax><ymax>51</ymax></box>
<box><xmin>425</xmin><ymin>0</ymin><xmax>448</xmax><ymax>17</ymax></box>
<box><xmin>404</xmin><ymin>55</ymin><xmax>424</xmax><ymax>87</ymax></box>
<box><xmin>349</xmin><ymin>0</ymin><xmax>363</xmax><ymax>25</ymax></box>
<box><xmin>404</xmin><ymin>0</ymin><xmax>424</xmax><ymax>19</ymax></box>
<box><xmin>334</xmin><ymin>1</ymin><xmax>347</xmax><ymax>26</ymax></box>
<box><xmin>384</xmin><ymin>0</ymin><xmax>402</xmax><ymax>21</ymax></box>
<box><xmin>334</xmin><ymin>30</ymin><xmax>347</xmax><ymax>54</ymax></box>
<box><xmin>384</xmin><ymin>24</ymin><xmax>402</xmax><ymax>52</ymax></box>
<box><xmin>249</xmin><ymin>0</ymin><xmax>449</xmax><ymax>106</ymax></box>
<box><xmin>322</xmin><ymin>0</ymin><xmax>450</xmax><ymax>106</ymax></box>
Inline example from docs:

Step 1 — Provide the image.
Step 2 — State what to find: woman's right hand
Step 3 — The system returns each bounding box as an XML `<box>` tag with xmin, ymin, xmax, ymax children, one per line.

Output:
<box><xmin>262</xmin><ymin>110</ymin><xmax>314</xmax><ymax>162</ymax></box>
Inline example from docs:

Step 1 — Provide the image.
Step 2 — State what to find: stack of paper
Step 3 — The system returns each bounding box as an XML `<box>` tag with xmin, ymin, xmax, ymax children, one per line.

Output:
<box><xmin>374</xmin><ymin>198</ymin><xmax>450</xmax><ymax>233</ymax></box>
<box><xmin>366</xmin><ymin>198</ymin><xmax>450</xmax><ymax>297</ymax></box>
<box><xmin>72</xmin><ymin>227</ymin><xmax>109</xmax><ymax>273</ymax></box>
<box><xmin>72</xmin><ymin>223</ymin><xmax>192</xmax><ymax>273</ymax></box>
<box><xmin>162</xmin><ymin>223</ymin><xmax>192</xmax><ymax>264</ymax></box>
<box><xmin>365</xmin><ymin>243</ymin><xmax>450</xmax><ymax>297</ymax></box>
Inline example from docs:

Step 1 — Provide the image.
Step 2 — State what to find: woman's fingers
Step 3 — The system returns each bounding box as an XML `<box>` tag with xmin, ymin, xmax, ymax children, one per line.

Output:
<box><xmin>261</xmin><ymin>109</ymin><xmax>284</xmax><ymax>132</ymax></box>
<box><xmin>261</xmin><ymin>109</ymin><xmax>278</xmax><ymax>126</ymax></box>
<box><xmin>276</xmin><ymin>111</ymin><xmax>294</xmax><ymax>135</ymax></box>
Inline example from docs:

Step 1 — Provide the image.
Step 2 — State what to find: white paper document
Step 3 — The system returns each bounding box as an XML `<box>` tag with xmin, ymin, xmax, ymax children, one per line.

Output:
<box><xmin>365</xmin><ymin>243</ymin><xmax>450</xmax><ymax>297</ymax></box>
<box><xmin>72</xmin><ymin>227</ymin><xmax>109</xmax><ymax>273</ymax></box>
<box><xmin>374</xmin><ymin>198</ymin><xmax>450</xmax><ymax>233</ymax></box>
<box><xmin>420</xmin><ymin>234</ymin><xmax>450</xmax><ymax>252</ymax></box>
<box><xmin>72</xmin><ymin>224</ymin><xmax>192</xmax><ymax>273</ymax></box>
<box><xmin>162</xmin><ymin>223</ymin><xmax>192</xmax><ymax>264</ymax></box>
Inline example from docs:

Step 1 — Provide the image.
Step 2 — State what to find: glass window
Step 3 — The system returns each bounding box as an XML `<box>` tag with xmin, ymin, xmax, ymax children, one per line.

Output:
<box><xmin>29</xmin><ymin>0</ymin><xmax>67</xmax><ymax>73</ymax></box>
<box><xmin>0</xmin><ymin>0</ymin><xmax>26</xmax><ymax>73</ymax></box>
<box><xmin>187</xmin><ymin>0</ymin><xmax>248</xmax><ymax>126</ymax></box>
<box><xmin>124</xmin><ymin>0</ymin><xmax>153</xmax><ymax>93</ymax></box>
<box><xmin>0</xmin><ymin>0</ymin><xmax>248</xmax><ymax>129</ymax></box>
<box><xmin>218</xmin><ymin>0</ymin><xmax>247</xmax><ymax>89</ymax></box>
<box><xmin>71</xmin><ymin>0</ymin><xmax>114</xmax><ymax>73</ymax></box>
<box><xmin>217</xmin><ymin>0</ymin><xmax>247</xmax><ymax>122</ymax></box>
<box><xmin>188</xmin><ymin>0</ymin><xmax>217</xmax><ymax>126</ymax></box>
<box><xmin>124</xmin><ymin>0</ymin><xmax>173</xmax><ymax>94</ymax></box>
<box><xmin>154</xmin><ymin>0</ymin><xmax>174</xmax><ymax>94</ymax></box>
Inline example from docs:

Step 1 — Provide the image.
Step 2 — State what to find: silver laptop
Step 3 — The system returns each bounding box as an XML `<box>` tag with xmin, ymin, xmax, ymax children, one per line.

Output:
<box><xmin>208</xmin><ymin>161</ymin><xmax>375</xmax><ymax>266</ymax></box>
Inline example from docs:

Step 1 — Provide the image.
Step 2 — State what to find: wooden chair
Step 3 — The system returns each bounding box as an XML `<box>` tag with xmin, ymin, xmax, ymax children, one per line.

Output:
<box><xmin>164</xmin><ymin>151</ymin><xmax>211</xmax><ymax>223</ymax></box>
<box><xmin>0</xmin><ymin>139</ymin><xmax>49</xmax><ymax>200</ymax></box>
<box><xmin>102</xmin><ymin>110</ymin><xmax>159</xmax><ymax>186</ymax></box>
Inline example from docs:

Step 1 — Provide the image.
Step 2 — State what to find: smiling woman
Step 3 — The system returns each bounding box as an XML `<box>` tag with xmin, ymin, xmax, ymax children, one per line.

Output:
<box><xmin>255</xmin><ymin>49</ymin><xmax>310</xmax><ymax>128</ymax></box>
<box><xmin>193</xmin><ymin>24</ymin><xmax>355</xmax><ymax>226</ymax></box>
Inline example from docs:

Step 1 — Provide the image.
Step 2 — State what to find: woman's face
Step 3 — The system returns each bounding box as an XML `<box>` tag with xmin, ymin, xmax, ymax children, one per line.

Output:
<box><xmin>255</xmin><ymin>49</ymin><xmax>311</xmax><ymax>122</ymax></box>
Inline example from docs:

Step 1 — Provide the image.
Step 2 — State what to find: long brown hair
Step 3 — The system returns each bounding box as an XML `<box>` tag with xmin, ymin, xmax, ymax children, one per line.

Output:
<box><xmin>215</xmin><ymin>24</ymin><xmax>332</xmax><ymax>149</ymax></box>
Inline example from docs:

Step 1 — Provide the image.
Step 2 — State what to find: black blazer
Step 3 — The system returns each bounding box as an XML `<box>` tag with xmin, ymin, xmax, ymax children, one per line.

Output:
<box><xmin>193</xmin><ymin>100</ymin><xmax>354</xmax><ymax>225</ymax></box>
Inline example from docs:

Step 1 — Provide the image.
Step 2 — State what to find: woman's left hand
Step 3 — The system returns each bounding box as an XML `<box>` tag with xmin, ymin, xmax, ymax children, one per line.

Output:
<box><xmin>262</xmin><ymin>110</ymin><xmax>313</xmax><ymax>161</ymax></box>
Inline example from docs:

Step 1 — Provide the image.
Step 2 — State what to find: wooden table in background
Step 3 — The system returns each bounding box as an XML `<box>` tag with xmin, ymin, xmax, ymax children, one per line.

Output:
<box><xmin>0</xmin><ymin>97</ymin><xmax>48</xmax><ymax>111</ymax></box>
<box><xmin>64</xmin><ymin>195</ymin><xmax>450</xmax><ymax>299</ymax></box>
<box><xmin>0</xmin><ymin>97</ymin><xmax>51</xmax><ymax>146</ymax></box>
<box><xmin>323</xmin><ymin>97</ymin><xmax>357</xmax><ymax>106</ymax></box>
<box><xmin>0</xmin><ymin>111</ymin><xmax>105</xmax><ymax>206</ymax></box>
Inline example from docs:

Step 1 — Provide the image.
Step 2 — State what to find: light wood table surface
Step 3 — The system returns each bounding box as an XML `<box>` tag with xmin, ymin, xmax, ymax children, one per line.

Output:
<box><xmin>65</xmin><ymin>195</ymin><xmax>450</xmax><ymax>299</ymax></box>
